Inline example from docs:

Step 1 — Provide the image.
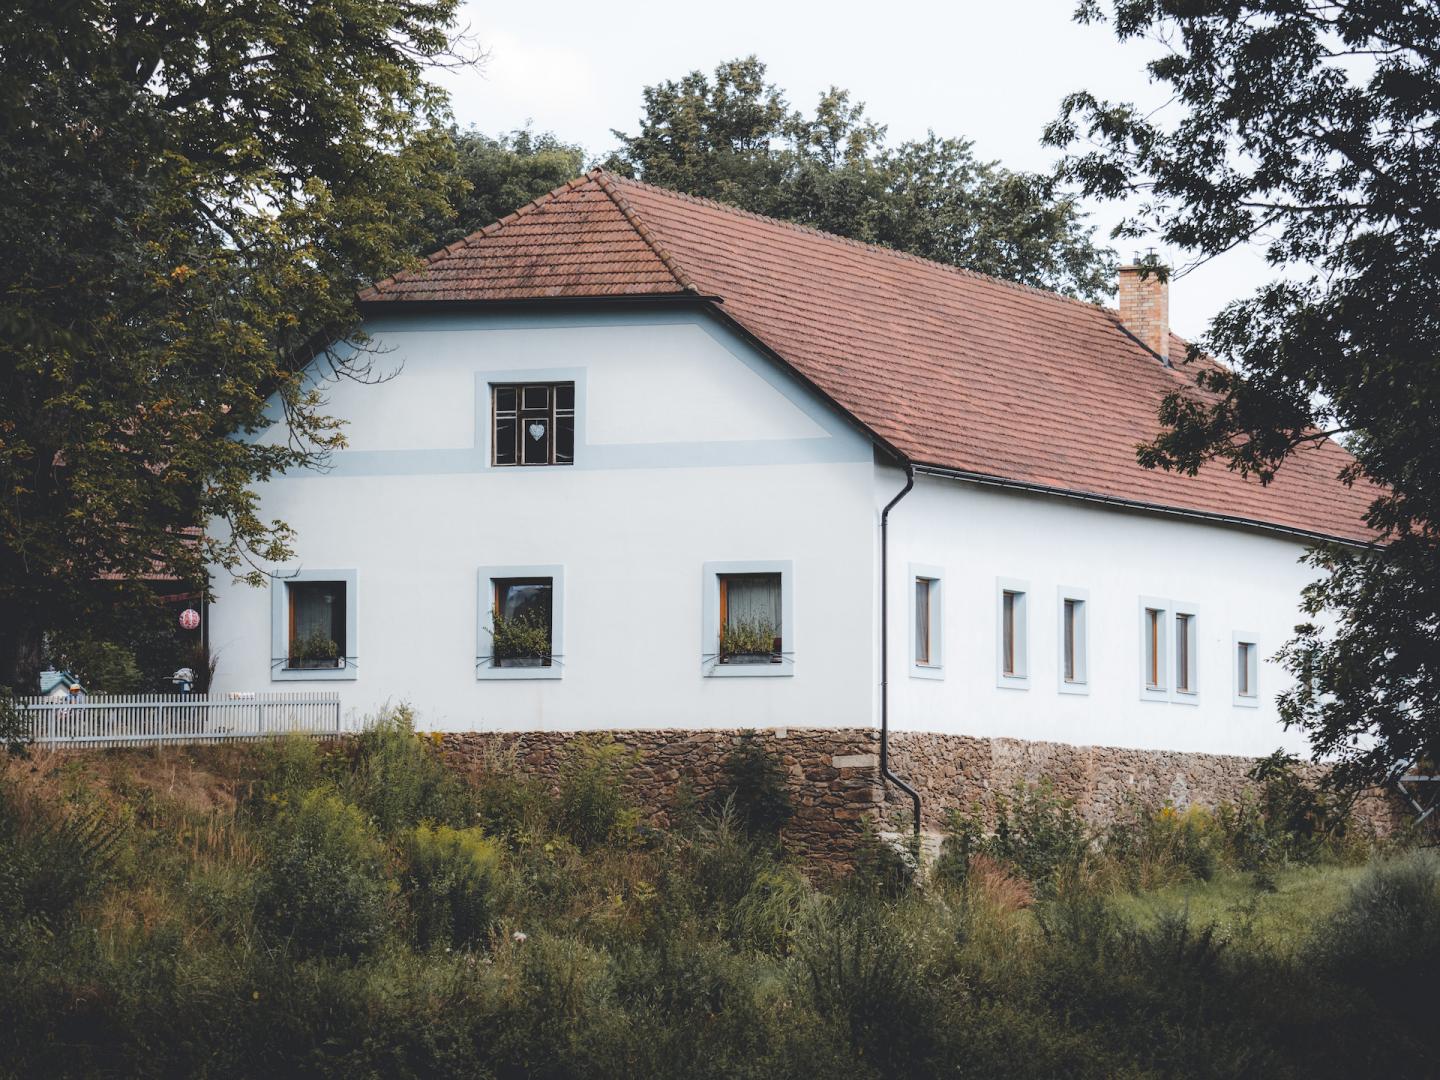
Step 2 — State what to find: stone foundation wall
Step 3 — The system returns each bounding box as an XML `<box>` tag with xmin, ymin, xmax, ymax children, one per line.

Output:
<box><xmin>436</xmin><ymin>728</ymin><xmax>1409</xmax><ymax>869</ymax></box>
<box><xmin>884</xmin><ymin>733</ymin><xmax>1408</xmax><ymax>838</ymax></box>
<box><xmin>437</xmin><ymin>728</ymin><xmax>886</xmax><ymax>869</ymax></box>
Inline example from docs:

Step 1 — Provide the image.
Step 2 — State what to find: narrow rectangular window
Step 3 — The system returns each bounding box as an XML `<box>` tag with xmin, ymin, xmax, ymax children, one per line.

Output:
<box><xmin>491</xmin><ymin>577</ymin><xmax>554</xmax><ymax>667</ymax></box>
<box><xmin>915</xmin><ymin>578</ymin><xmax>932</xmax><ymax>665</ymax></box>
<box><xmin>1145</xmin><ymin>607</ymin><xmax>1163</xmax><ymax>689</ymax></box>
<box><xmin>1237</xmin><ymin>641</ymin><xmax>1257</xmax><ymax>698</ymax></box>
<box><xmin>718</xmin><ymin>572</ymin><xmax>782</xmax><ymax>664</ymax></box>
<box><xmin>286</xmin><ymin>581</ymin><xmax>346</xmax><ymax>669</ymax></box>
<box><xmin>1175</xmin><ymin>613</ymin><xmax>1195</xmax><ymax>693</ymax></box>
<box><xmin>1063</xmin><ymin>599</ymin><xmax>1078</xmax><ymax>682</ymax></box>
<box><xmin>1003</xmin><ymin>591</ymin><xmax>1017</xmax><ymax>675</ymax></box>
<box><xmin>492</xmin><ymin>382</ymin><xmax>575</xmax><ymax>466</ymax></box>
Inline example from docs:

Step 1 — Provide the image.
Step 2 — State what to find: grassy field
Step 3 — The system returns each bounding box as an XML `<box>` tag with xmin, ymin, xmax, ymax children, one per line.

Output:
<box><xmin>1</xmin><ymin>714</ymin><xmax>1436</xmax><ymax>1080</ymax></box>
<box><xmin>1107</xmin><ymin>862</ymin><xmax>1371</xmax><ymax>952</ymax></box>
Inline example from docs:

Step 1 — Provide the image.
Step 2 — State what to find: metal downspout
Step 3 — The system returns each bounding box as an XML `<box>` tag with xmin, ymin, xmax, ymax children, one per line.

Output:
<box><xmin>880</xmin><ymin>462</ymin><xmax>921</xmax><ymax>841</ymax></box>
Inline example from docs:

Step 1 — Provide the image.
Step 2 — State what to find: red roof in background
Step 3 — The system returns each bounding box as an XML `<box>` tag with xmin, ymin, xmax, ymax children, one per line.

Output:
<box><xmin>362</xmin><ymin>170</ymin><xmax>1376</xmax><ymax>544</ymax></box>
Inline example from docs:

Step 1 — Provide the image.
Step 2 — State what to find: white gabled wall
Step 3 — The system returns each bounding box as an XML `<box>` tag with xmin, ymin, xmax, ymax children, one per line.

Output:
<box><xmin>881</xmin><ymin>467</ymin><xmax>1318</xmax><ymax>757</ymax></box>
<box><xmin>209</xmin><ymin>301</ymin><xmax>1327</xmax><ymax>752</ymax></box>
<box><xmin>208</xmin><ymin>306</ymin><xmax>878</xmax><ymax>731</ymax></box>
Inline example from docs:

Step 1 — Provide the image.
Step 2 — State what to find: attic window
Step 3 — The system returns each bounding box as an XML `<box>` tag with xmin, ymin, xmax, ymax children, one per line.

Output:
<box><xmin>492</xmin><ymin>383</ymin><xmax>574</xmax><ymax>466</ymax></box>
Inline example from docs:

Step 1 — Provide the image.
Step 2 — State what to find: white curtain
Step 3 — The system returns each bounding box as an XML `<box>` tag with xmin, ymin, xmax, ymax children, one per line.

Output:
<box><xmin>726</xmin><ymin>574</ymin><xmax>781</xmax><ymax>634</ymax></box>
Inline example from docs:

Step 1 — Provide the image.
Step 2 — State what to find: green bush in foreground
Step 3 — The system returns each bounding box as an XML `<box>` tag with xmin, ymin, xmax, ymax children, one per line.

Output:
<box><xmin>0</xmin><ymin>711</ymin><xmax>1431</xmax><ymax>1080</ymax></box>
<box><xmin>402</xmin><ymin>822</ymin><xmax>503</xmax><ymax>950</ymax></box>
<box><xmin>257</xmin><ymin>789</ymin><xmax>391</xmax><ymax>959</ymax></box>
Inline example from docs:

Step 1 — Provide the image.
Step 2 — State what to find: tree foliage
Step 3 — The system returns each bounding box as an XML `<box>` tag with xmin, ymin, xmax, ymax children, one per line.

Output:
<box><xmin>424</xmin><ymin>127</ymin><xmax>586</xmax><ymax>252</ymax></box>
<box><xmin>0</xmin><ymin>0</ymin><xmax>469</xmax><ymax>684</ymax></box>
<box><xmin>1046</xmin><ymin>1</ymin><xmax>1440</xmax><ymax>787</ymax></box>
<box><xmin>609</xmin><ymin>56</ymin><xmax>1114</xmax><ymax>301</ymax></box>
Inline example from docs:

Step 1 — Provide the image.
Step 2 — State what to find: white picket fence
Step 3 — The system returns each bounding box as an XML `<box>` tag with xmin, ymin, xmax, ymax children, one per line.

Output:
<box><xmin>19</xmin><ymin>692</ymin><xmax>343</xmax><ymax>748</ymax></box>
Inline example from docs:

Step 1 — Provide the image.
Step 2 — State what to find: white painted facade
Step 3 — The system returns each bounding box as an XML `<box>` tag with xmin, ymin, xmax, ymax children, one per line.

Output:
<box><xmin>880</xmin><ymin>470</ymin><xmax>1313</xmax><ymax>757</ymax></box>
<box><xmin>208</xmin><ymin>303</ymin><xmax>1319</xmax><ymax>755</ymax></box>
<box><xmin>208</xmin><ymin>306</ymin><xmax>879</xmax><ymax>732</ymax></box>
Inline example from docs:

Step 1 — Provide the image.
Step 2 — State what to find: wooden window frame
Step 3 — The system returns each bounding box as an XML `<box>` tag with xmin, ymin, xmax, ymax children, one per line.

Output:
<box><xmin>491</xmin><ymin>382</ymin><xmax>575</xmax><ymax>467</ymax></box>
<box><xmin>702</xmin><ymin>561</ymin><xmax>794</xmax><ymax>679</ymax></box>
<box><xmin>909</xmin><ymin>565</ymin><xmax>944</xmax><ymax>679</ymax></box>
<box><xmin>1233</xmin><ymin>632</ymin><xmax>1260</xmax><ymax>707</ymax></box>
<box><xmin>1057</xmin><ymin>587</ymin><xmax>1089</xmax><ymax>694</ymax></box>
<box><xmin>996</xmin><ymin>578</ymin><xmax>1029</xmax><ymax>689</ymax></box>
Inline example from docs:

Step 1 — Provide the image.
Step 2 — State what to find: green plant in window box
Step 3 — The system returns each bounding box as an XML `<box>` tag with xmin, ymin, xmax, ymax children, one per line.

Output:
<box><xmin>490</xmin><ymin>612</ymin><xmax>552</xmax><ymax>668</ymax></box>
<box><xmin>720</xmin><ymin>617</ymin><xmax>780</xmax><ymax>664</ymax></box>
<box><xmin>289</xmin><ymin>629</ymin><xmax>340</xmax><ymax>669</ymax></box>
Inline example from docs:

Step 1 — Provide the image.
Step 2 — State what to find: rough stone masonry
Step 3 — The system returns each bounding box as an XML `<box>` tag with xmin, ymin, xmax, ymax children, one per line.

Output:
<box><xmin>437</xmin><ymin>728</ymin><xmax>1409</xmax><ymax>870</ymax></box>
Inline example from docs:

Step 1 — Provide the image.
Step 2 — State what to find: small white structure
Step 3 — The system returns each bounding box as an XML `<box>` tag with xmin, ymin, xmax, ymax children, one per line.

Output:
<box><xmin>207</xmin><ymin>171</ymin><xmax>1372</xmax><ymax>758</ymax></box>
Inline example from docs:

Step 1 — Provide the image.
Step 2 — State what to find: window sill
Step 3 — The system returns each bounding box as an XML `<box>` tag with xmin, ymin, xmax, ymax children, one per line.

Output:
<box><xmin>1058</xmin><ymin>679</ymin><xmax>1089</xmax><ymax>696</ymax></box>
<box><xmin>1172</xmin><ymin>690</ymin><xmax>1201</xmax><ymax>706</ymax></box>
<box><xmin>273</xmin><ymin>662</ymin><xmax>357</xmax><ymax>683</ymax></box>
<box><xmin>910</xmin><ymin>663</ymin><xmax>944</xmax><ymax>681</ymax></box>
<box><xmin>1140</xmin><ymin>686</ymin><xmax>1170</xmax><ymax>703</ymax></box>
<box><xmin>704</xmin><ymin>659</ymin><xmax>793</xmax><ymax>678</ymax></box>
<box><xmin>1233</xmin><ymin>694</ymin><xmax>1260</xmax><ymax>709</ymax></box>
<box><xmin>477</xmin><ymin>661</ymin><xmax>562</xmax><ymax>681</ymax></box>
<box><xmin>996</xmin><ymin>673</ymin><xmax>1029</xmax><ymax>691</ymax></box>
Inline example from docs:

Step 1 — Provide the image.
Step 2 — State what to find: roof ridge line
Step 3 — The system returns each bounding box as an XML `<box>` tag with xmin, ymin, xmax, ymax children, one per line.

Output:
<box><xmin>589</xmin><ymin>167</ymin><xmax>700</xmax><ymax>294</ymax></box>
<box><xmin>358</xmin><ymin>173</ymin><xmax>604</xmax><ymax>301</ymax></box>
<box><xmin>607</xmin><ymin>172</ymin><xmax>1119</xmax><ymax>317</ymax></box>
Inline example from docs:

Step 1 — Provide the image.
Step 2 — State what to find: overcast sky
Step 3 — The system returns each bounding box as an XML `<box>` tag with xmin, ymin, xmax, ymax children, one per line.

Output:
<box><xmin>431</xmin><ymin>0</ymin><xmax>1278</xmax><ymax>340</ymax></box>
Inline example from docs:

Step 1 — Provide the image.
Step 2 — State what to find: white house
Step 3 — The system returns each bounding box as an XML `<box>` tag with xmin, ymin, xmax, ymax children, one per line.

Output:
<box><xmin>207</xmin><ymin>169</ymin><xmax>1373</xmax><ymax>763</ymax></box>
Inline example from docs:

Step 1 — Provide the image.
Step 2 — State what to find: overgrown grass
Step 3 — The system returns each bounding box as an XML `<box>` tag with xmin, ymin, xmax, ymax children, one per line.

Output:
<box><xmin>0</xmin><ymin>713</ymin><xmax>1434</xmax><ymax>1079</ymax></box>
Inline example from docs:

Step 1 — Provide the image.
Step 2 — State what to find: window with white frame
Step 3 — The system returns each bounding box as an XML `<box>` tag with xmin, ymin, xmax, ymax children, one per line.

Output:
<box><xmin>1174</xmin><ymin>608</ymin><xmax>1199</xmax><ymax>698</ymax></box>
<box><xmin>702</xmin><ymin>561</ymin><xmax>794</xmax><ymax>677</ymax></box>
<box><xmin>1233</xmin><ymin>633</ymin><xmax>1259</xmax><ymax>707</ymax></box>
<box><xmin>271</xmin><ymin>569</ymin><xmax>357</xmax><ymax>681</ymax></box>
<box><xmin>477</xmin><ymin>565</ymin><xmax>564</xmax><ymax>679</ymax></box>
<box><xmin>910</xmin><ymin>565</ymin><xmax>943</xmax><ymax>678</ymax></box>
<box><xmin>996</xmin><ymin>579</ymin><xmax>1029</xmax><ymax>688</ymax></box>
<box><xmin>1058</xmin><ymin>588</ymin><xmax>1089</xmax><ymax>693</ymax></box>
<box><xmin>1139</xmin><ymin>598</ymin><xmax>1169</xmax><ymax>701</ymax></box>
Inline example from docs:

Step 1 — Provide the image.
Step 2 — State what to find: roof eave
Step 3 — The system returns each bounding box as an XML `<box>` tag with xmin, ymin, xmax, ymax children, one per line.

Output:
<box><xmin>911</xmin><ymin>462</ymin><xmax>1375</xmax><ymax>549</ymax></box>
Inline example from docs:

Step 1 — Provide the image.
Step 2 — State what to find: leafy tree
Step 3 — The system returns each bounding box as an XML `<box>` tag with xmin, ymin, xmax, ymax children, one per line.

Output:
<box><xmin>424</xmin><ymin>126</ymin><xmax>586</xmax><ymax>251</ymax></box>
<box><xmin>1046</xmin><ymin>1</ymin><xmax>1440</xmax><ymax>788</ymax></box>
<box><xmin>609</xmin><ymin>56</ymin><xmax>1115</xmax><ymax>301</ymax></box>
<box><xmin>0</xmin><ymin>0</ymin><xmax>469</xmax><ymax>686</ymax></box>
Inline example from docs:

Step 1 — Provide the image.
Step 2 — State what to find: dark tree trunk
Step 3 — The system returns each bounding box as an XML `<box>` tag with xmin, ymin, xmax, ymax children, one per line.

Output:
<box><xmin>0</xmin><ymin>604</ymin><xmax>43</xmax><ymax>692</ymax></box>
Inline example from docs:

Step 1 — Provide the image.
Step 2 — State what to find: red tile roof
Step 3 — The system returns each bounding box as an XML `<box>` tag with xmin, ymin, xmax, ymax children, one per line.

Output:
<box><xmin>362</xmin><ymin>170</ymin><xmax>1376</xmax><ymax>544</ymax></box>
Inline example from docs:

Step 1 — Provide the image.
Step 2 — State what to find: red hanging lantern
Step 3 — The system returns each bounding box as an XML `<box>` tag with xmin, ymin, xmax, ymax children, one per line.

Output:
<box><xmin>178</xmin><ymin>608</ymin><xmax>201</xmax><ymax>631</ymax></box>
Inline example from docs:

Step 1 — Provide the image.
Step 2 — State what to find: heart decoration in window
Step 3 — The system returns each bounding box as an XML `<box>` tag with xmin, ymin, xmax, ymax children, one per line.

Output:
<box><xmin>528</xmin><ymin>422</ymin><xmax>546</xmax><ymax>440</ymax></box>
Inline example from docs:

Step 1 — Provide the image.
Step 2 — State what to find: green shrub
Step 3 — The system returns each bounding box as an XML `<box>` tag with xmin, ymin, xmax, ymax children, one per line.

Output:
<box><xmin>344</xmin><ymin>706</ymin><xmax>473</xmax><ymax>834</ymax></box>
<box><xmin>257</xmin><ymin>789</ymin><xmax>391</xmax><ymax>959</ymax></box>
<box><xmin>0</xmin><ymin>789</ymin><xmax>125</xmax><ymax>957</ymax></box>
<box><xmin>401</xmin><ymin>823</ymin><xmax>503</xmax><ymax>950</ymax></box>
<box><xmin>488</xmin><ymin>611</ymin><xmax>551</xmax><ymax>662</ymax></box>
<box><xmin>709</xmin><ymin>732</ymin><xmax>793</xmax><ymax>838</ymax></box>
<box><xmin>939</xmin><ymin>781</ymin><xmax>1090</xmax><ymax>898</ymax></box>
<box><xmin>0</xmin><ymin>689</ymin><xmax>28</xmax><ymax>756</ymax></box>
<box><xmin>254</xmin><ymin>732</ymin><xmax>327</xmax><ymax>808</ymax></box>
<box><xmin>471</xmin><ymin>760</ymin><xmax>550</xmax><ymax>841</ymax></box>
<box><xmin>287</xmin><ymin>628</ymin><xmax>338</xmax><ymax>664</ymax></box>
<box><xmin>1104</xmin><ymin>801</ymin><xmax>1222</xmax><ymax>890</ymax></box>
<box><xmin>1217</xmin><ymin>751</ymin><xmax>1359</xmax><ymax>871</ymax></box>
<box><xmin>792</xmin><ymin>893</ymin><xmax>946</xmax><ymax>1074</ymax></box>
<box><xmin>553</xmin><ymin>735</ymin><xmax>641</xmax><ymax>851</ymax></box>
<box><xmin>47</xmin><ymin>635</ymin><xmax>145</xmax><ymax>693</ymax></box>
<box><xmin>1307</xmin><ymin>850</ymin><xmax>1440</xmax><ymax>992</ymax></box>
<box><xmin>847</xmin><ymin>820</ymin><xmax>917</xmax><ymax>898</ymax></box>
<box><xmin>729</xmin><ymin>863</ymin><xmax>810</xmax><ymax>954</ymax></box>
<box><xmin>718</xmin><ymin>616</ymin><xmax>778</xmax><ymax>658</ymax></box>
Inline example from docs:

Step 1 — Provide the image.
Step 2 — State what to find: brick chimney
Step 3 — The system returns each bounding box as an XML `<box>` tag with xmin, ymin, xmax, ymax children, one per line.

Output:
<box><xmin>1117</xmin><ymin>263</ymin><xmax>1170</xmax><ymax>364</ymax></box>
